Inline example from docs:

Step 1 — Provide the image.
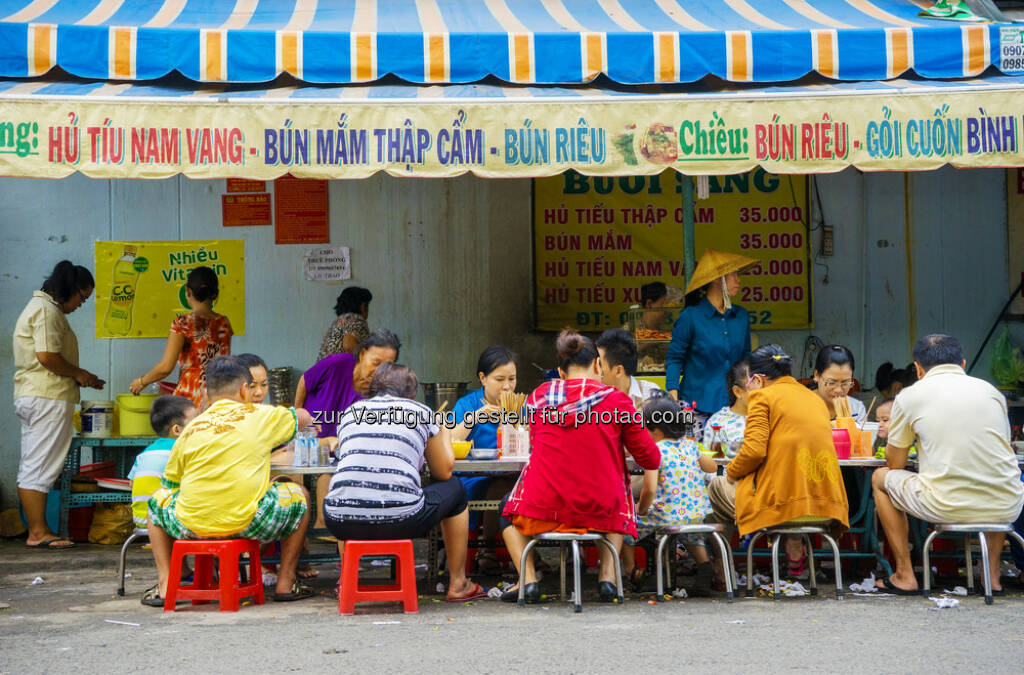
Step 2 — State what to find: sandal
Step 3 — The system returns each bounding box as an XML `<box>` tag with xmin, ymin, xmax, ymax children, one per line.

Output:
<box><xmin>445</xmin><ymin>582</ymin><xmax>488</xmax><ymax>602</ymax></box>
<box><xmin>786</xmin><ymin>553</ymin><xmax>807</xmax><ymax>580</ymax></box>
<box><xmin>272</xmin><ymin>580</ymin><xmax>314</xmax><ymax>602</ymax></box>
<box><xmin>627</xmin><ymin>566</ymin><xmax>647</xmax><ymax>592</ymax></box>
<box><xmin>140</xmin><ymin>584</ymin><xmax>185</xmax><ymax>607</ymax></box>
<box><xmin>475</xmin><ymin>551</ymin><xmax>504</xmax><ymax>576</ymax></box>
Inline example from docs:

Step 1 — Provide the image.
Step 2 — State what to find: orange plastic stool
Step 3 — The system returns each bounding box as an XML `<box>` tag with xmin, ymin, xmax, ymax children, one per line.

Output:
<box><xmin>164</xmin><ymin>538</ymin><xmax>264</xmax><ymax>612</ymax></box>
<box><xmin>338</xmin><ymin>540</ymin><xmax>418</xmax><ymax>614</ymax></box>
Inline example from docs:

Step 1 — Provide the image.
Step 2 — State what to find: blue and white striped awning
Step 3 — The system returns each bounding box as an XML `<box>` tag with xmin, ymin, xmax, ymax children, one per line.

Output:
<box><xmin>0</xmin><ymin>0</ymin><xmax>1014</xmax><ymax>84</ymax></box>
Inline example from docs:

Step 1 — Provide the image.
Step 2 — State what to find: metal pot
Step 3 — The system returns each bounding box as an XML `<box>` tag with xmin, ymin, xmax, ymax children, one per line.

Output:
<box><xmin>421</xmin><ymin>382</ymin><xmax>468</xmax><ymax>410</ymax></box>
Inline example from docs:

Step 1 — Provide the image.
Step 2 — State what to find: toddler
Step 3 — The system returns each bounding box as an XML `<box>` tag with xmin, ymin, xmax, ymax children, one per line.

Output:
<box><xmin>703</xmin><ymin>359</ymin><xmax>751</xmax><ymax>458</ymax></box>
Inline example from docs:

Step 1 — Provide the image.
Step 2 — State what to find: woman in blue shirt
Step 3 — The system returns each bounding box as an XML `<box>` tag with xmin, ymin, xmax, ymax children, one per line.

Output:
<box><xmin>452</xmin><ymin>346</ymin><xmax>518</xmax><ymax>575</ymax></box>
<box><xmin>666</xmin><ymin>249</ymin><xmax>756</xmax><ymax>436</ymax></box>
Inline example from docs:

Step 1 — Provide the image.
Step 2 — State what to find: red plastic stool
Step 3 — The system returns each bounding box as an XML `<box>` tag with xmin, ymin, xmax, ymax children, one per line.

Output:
<box><xmin>164</xmin><ymin>538</ymin><xmax>264</xmax><ymax>612</ymax></box>
<box><xmin>338</xmin><ymin>540</ymin><xmax>418</xmax><ymax>615</ymax></box>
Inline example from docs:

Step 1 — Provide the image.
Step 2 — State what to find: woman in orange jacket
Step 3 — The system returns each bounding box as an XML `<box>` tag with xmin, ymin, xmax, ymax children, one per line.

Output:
<box><xmin>706</xmin><ymin>344</ymin><xmax>849</xmax><ymax>579</ymax></box>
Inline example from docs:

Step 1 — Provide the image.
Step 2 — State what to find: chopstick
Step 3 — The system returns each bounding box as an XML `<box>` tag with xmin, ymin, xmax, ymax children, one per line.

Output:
<box><xmin>860</xmin><ymin>396</ymin><xmax>877</xmax><ymax>431</ymax></box>
<box><xmin>436</xmin><ymin>400</ymin><xmax>449</xmax><ymax>413</ymax></box>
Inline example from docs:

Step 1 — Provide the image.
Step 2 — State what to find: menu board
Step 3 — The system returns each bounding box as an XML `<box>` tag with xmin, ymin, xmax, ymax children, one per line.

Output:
<box><xmin>533</xmin><ymin>169</ymin><xmax>812</xmax><ymax>331</ymax></box>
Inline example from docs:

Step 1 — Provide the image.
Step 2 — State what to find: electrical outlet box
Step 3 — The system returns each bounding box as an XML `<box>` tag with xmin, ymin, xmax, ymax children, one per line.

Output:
<box><xmin>820</xmin><ymin>225</ymin><xmax>834</xmax><ymax>257</ymax></box>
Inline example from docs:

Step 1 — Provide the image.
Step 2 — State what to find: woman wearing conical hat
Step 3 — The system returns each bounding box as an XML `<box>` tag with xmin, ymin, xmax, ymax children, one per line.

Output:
<box><xmin>666</xmin><ymin>249</ymin><xmax>758</xmax><ymax>435</ymax></box>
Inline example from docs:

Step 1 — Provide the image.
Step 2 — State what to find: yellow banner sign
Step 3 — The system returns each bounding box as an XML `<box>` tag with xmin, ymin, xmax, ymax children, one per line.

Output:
<box><xmin>2</xmin><ymin>87</ymin><xmax>1024</xmax><ymax>178</ymax></box>
<box><xmin>94</xmin><ymin>240</ymin><xmax>246</xmax><ymax>338</ymax></box>
<box><xmin>534</xmin><ymin>169</ymin><xmax>811</xmax><ymax>331</ymax></box>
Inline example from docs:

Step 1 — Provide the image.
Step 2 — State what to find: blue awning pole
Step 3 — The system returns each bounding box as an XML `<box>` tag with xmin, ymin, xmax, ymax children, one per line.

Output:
<box><xmin>682</xmin><ymin>174</ymin><xmax>695</xmax><ymax>287</ymax></box>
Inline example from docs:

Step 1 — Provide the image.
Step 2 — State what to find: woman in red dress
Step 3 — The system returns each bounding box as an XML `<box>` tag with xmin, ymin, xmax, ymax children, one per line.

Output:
<box><xmin>499</xmin><ymin>330</ymin><xmax>661</xmax><ymax>603</ymax></box>
<box><xmin>129</xmin><ymin>267</ymin><xmax>232</xmax><ymax>407</ymax></box>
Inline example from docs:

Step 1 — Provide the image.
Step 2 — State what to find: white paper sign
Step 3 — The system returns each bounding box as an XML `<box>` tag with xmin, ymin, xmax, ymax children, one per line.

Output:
<box><xmin>1000</xmin><ymin>27</ymin><xmax>1024</xmax><ymax>73</ymax></box>
<box><xmin>304</xmin><ymin>246</ymin><xmax>351</xmax><ymax>281</ymax></box>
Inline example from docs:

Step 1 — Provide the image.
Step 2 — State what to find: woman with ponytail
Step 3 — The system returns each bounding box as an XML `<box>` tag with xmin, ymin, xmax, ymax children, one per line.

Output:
<box><xmin>14</xmin><ymin>260</ymin><xmax>102</xmax><ymax>549</ymax></box>
<box><xmin>129</xmin><ymin>266</ymin><xmax>232</xmax><ymax>407</ymax></box>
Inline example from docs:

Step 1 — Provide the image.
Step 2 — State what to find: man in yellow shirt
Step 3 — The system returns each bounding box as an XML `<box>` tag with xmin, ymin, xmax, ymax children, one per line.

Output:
<box><xmin>145</xmin><ymin>356</ymin><xmax>316</xmax><ymax>606</ymax></box>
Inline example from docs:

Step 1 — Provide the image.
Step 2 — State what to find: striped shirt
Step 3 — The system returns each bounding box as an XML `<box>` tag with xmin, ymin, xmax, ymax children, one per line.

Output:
<box><xmin>128</xmin><ymin>437</ymin><xmax>175</xmax><ymax>529</ymax></box>
<box><xmin>324</xmin><ymin>396</ymin><xmax>439</xmax><ymax>523</ymax></box>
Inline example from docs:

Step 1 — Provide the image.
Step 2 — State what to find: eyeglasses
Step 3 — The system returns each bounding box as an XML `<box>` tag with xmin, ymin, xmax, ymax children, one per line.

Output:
<box><xmin>821</xmin><ymin>379</ymin><xmax>854</xmax><ymax>389</ymax></box>
<box><xmin>76</xmin><ymin>289</ymin><xmax>91</xmax><ymax>303</ymax></box>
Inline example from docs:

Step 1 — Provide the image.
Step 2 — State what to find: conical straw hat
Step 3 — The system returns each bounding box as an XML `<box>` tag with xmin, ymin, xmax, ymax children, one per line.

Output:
<box><xmin>685</xmin><ymin>249</ymin><xmax>759</xmax><ymax>294</ymax></box>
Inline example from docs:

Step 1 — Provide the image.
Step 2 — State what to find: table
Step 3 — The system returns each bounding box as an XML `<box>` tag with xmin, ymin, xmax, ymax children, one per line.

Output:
<box><xmin>59</xmin><ymin>436</ymin><xmax>155</xmax><ymax>538</ymax></box>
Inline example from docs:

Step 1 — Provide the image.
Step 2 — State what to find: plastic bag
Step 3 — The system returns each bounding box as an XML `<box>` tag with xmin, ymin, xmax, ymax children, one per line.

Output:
<box><xmin>87</xmin><ymin>503</ymin><xmax>133</xmax><ymax>545</ymax></box>
<box><xmin>991</xmin><ymin>327</ymin><xmax>1024</xmax><ymax>388</ymax></box>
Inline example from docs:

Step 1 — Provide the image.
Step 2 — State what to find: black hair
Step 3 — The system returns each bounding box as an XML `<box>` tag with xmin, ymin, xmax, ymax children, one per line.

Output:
<box><xmin>642</xmin><ymin>394</ymin><xmax>687</xmax><ymax>440</ymax></box>
<box><xmin>477</xmin><ymin>345</ymin><xmax>517</xmax><ymax>377</ymax></box>
<box><xmin>335</xmin><ymin>286</ymin><xmax>372</xmax><ymax>316</ymax></box>
<box><xmin>595</xmin><ymin>328</ymin><xmax>639</xmax><ymax>376</ymax></box>
<box><xmin>359</xmin><ymin>329</ymin><xmax>401</xmax><ymax>361</ymax></box>
<box><xmin>875</xmin><ymin>362</ymin><xmax>916</xmax><ymax>393</ymax></box>
<box><xmin>726</xmin><ymin>358</ymin><xmax>751</xmax><ymax>406</ymax></box>
<box><xmin>236</xmin><ymin>353</ymin><xmax>267</xmax><ymax>371</ymax></box>
<box><xmin>204</xmin><ymin>355</ymin><xmax>252</xmax><ymax>395</ymax></box>
<box><xmin>814</xmin><ymin>344</ymin><xmax>856</xmax><ymax>376</ymax></box>
<box><xmin>749</xmin><ymin>344</ymin><xmax>793</xmax><ymax>380</ymax></box>
<box><xmin>41</xmin><ymin>260</ymin><xmax>94</xmax><ymax>304</ymax></box>
<box><xmin>150</xmin><ymin>395</ymin><xmax>195</xmax><ymax>437</ymax></box>
<box><xmin>640</xmin><ymin>282</ymin><xmax>667</xmax><ymax>308</ymax></box>
<box><xmin>555</xmin><ymin>329</ymin><xmax>599</xmax><ymax>372</ymax></box>
<box><xmin>877</xmin><ymin>397</ymin><xmax>896</xmax><ymax>411</ymax></box>
<box><xmin>913</xmin><ymin>334</ymin><xmax>964</xmax><ymax>371</ymax></box>
<box><xmin>186</xmin><ymin>266</ymin><xmax>219</xmax><ymax>303</ymax></box>
<box><xmin>368</xmin><ymin>363</ymin><xmax>419</xmax><ymax>399</ymax></box>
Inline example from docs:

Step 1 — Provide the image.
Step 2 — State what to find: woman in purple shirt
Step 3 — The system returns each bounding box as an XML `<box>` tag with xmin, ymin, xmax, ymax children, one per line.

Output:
<box><xmin>295</xmin><ymin>330</ymin><xmax>400</xmax><ymax>437</ymax></box>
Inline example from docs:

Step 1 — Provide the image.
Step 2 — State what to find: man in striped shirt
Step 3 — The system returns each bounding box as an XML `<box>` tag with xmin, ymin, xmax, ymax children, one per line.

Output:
<box><xmin>128</xmin><ymin>396</ymin><xmax>196</xmax><ymax>531</ymax></box>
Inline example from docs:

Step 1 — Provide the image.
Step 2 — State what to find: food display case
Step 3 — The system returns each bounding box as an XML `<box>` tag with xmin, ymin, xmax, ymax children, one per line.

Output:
<box><xmin>625</xmin><ymin>306</ymin><xmax>683</xmax><ymax>375</ymax></box>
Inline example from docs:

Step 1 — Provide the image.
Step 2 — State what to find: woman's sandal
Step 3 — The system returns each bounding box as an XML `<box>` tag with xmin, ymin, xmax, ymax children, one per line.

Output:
<box><xmin>140</xmin><ymin>584</ymin><xmax>185</xmax><ymax>607</ymax></box>
<box><xmin>786</xmin><ymin>553</ymin><xmax>807</xmax><ymax>580</ymax></box>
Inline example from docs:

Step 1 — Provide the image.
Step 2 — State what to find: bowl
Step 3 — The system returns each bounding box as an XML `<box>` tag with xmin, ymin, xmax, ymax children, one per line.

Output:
<box><xmin>469</xmin><ymin>447</ymin><xmax>500</xmax><ymax>460</ymax></box>
<box><xmin>452</xmin><ymin>440</ymin><xmax>473</xmax><ymax>459</ymax></box>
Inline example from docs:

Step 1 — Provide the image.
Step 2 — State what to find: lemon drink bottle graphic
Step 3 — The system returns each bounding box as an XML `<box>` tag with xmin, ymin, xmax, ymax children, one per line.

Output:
<box><xmin>104</xmin><ymin>245</ymin><xmax>140</xmax><ymax>335</ymax></box>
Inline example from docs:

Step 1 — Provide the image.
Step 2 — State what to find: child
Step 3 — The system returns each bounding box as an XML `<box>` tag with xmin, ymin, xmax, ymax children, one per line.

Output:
<box><xmin>128</xmin><ymin>396</ymin><xmax>197</xmax><ymax>531</ymax></box>
<box><xmin>623</xmin><ymin>394</ymin><xmax>718</xmax><ymax>595</ymax></box>
<box><xmin>872</xmin><ymin>397</ymin><xmax>916</xmax><ymax>459</ymax></box>
<box><xmin>702</xmin><ymin>359</ymin><xmax>750</xmax><ymax>458</ymax></box>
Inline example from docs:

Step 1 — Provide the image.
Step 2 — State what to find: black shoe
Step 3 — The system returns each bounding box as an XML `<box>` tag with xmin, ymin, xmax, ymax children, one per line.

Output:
<box><xmin>501</xmin><ymin>582</ymin><xmax>540</xmax><ymax>603</ymax></box>
<box><xmin>598</xmin><ymin>581</ymin><xmax>620</xmax><ymax>603</ymax></box>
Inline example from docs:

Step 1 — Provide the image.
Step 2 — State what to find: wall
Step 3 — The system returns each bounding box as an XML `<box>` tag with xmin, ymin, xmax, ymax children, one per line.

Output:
<box><xmin>0</xmin><ymin>167</ymin><xmax>1011</xmax><ymax>507</ymax></box>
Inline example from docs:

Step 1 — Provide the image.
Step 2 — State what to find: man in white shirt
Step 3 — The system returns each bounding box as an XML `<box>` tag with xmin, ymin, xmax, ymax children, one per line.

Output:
<box><xmin>872</xmin><ymin>334</ymin><xmax>1024</xmax><ymax>595</ymax></box>
<box><xmin>596</xmin><ymin>328</ymin><xmax>660</xmax><ymax>407</ymax></box>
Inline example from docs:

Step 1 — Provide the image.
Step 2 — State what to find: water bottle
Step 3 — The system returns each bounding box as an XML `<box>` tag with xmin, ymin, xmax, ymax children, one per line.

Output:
<box><xmin>294</xmin><ymin>427</ymin><xmax>312</xmax><ymax>467</ymax></box>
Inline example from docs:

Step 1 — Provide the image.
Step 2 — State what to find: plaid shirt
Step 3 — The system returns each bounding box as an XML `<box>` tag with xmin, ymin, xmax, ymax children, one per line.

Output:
<box><xmin>525</xmin><ymin>378</ymin><xmax>615</xmax><ymax>417</ymax></box>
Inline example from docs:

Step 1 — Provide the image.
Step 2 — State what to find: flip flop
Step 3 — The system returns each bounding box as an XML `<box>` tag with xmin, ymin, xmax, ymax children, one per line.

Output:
<box><xmin>273</xmin><ymin>581</ymin><xmax>314</xmax><ymax>602</ymax></box>
<box><xmin>445</xmin><ymin>583</ymin><xmax>488</xmax><ymax>602</ymax></box>
<box><xmin>25</xmin><ymin>537</ymin><xmax>75</xmax><ymax>550</ymax></box>
<box><xmin>878</xmin><ymin>576</ymin><xmax>920</xmax><ymax>596</ymax></box>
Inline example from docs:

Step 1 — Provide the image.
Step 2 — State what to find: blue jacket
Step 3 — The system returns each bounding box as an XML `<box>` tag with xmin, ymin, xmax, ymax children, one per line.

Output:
<box><xmin>665</xmin><ymin>298</ymin><xmax>751</xmax><ymax>414</ymax></box>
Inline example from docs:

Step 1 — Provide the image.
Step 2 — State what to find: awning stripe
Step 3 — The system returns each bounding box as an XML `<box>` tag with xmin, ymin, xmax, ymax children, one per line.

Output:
<box><xmin>0</xmin><ymin>0</ymin><xmax>1012</xmax><ymax>84</ymax></box>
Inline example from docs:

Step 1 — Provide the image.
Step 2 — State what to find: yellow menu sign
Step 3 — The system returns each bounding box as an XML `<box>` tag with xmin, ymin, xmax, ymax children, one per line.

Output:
<box><xmin>533</xmin><ymin>169</ymin><xmax>811</xmax><ymax>331</ymax></box>
<box><xmin>94</xmin><ymin>240</ymin><xmax>246</xmax><ymax>338</ymax></box>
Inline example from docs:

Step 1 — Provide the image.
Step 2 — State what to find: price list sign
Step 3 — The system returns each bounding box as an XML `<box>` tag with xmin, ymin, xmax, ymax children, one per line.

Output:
<box><xmin>533</xmin><ymin>169</ymin><xmax>811</xmax><ymax>331</ymax></box>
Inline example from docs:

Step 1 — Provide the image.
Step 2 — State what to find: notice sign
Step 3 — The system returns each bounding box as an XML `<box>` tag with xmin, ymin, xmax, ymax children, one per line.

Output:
<box><xmin>226</xmin><ymin>178</ymin><xmax>267</xmax><ymax>193</ymax></box>
<box><xmin>222</xmin><ymin>193</ymin><xmax>271</xmax><ymax>226</ymax></box>
<box><xmin>533</xmin><ymin>169</ymin><xmax>811</xmax><ymax>331</ymax></box>
<box><xmin>1001</xmin><ymin>27</ymin><xmax>1024</xmax><ymax>73</ymax></box>
<box><xmin>304</xmin><ymin>246</ymin><xmax>351</xmax><ymax>282</ymax></box>
<box><xmin>275</xmin><ymin>176</ymin><xmax>329</xmax><ymax>244</ymax></box>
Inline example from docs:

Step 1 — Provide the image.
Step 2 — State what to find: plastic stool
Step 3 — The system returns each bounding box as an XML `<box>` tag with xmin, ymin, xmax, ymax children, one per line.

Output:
<box><xmin>922</xmin><ymin>523</ymin><xmax>1024</xmax><ymax>605</ymax></box>
<box><xmin>745</xmin><ymin>522</ymin><xmax>844</xmax><ymax>600</ymax></box>
<box><xmin>338</xmin><ymin>540</ymin><xmax>418</xmax><ymax>614</ymax></box>
<box><xmin>655</xmin><ymin>523</ymin><xmax>734</xmax><ymax>601</ymax></box>
<box><xmin>164</xmin><ymin>538</ymin><xmax>264</xmax><ymax>611</ymax></box>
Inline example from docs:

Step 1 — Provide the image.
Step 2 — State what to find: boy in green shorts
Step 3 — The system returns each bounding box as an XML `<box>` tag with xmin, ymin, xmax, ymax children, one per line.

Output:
<box><xmin>144</xmin><ymin>356</ymin><xmax>316</xmax><ymax>606</ymax></box>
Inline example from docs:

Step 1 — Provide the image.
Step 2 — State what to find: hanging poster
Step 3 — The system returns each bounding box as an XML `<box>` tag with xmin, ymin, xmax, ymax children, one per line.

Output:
<box><xmin>222</xmin><ymin>192</ymin><xmax>271</xmax><ymax>226</ymax></box>
<box><xmin>533</xmin><ymin>169</ymin><xmax>811</xmax><ymax>331</ymax></box>
<box><xmin>94</xmin><ymin>240</ymin><xmax>246</xmax><ymax>338</ymax></box>
<box><xmin>304</xmin><ymin>246</ymin><xmax>351</xmax><ymax>282</ymax></box>
<box><xmin>275</xmin><ymin>176</ymin><xmax>329</xmax><ymax>244</ymax></box>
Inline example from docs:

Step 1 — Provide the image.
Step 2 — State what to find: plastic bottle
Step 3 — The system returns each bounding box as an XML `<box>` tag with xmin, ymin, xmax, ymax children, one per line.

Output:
<box><xmin>104</xmin><ymin>245</ymin><xmax>139</xmax><ymax>335</ymax></box>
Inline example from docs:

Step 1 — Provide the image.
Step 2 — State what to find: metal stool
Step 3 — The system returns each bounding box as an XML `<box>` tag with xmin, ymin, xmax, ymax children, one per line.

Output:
<box><xmin>922</xmin><ymin>523</ymin><xmax>1024</xmax><ymax>605</ymax></box>
<box><xmin>746</xmin><ymin>522</ymin><xmax>844</xmax><ymax>600</ymax></box>
<box><xmin>517</xmin><ymin>532</ymin><xmax>623</xmax><ymax>613</ymax></box>
<box><xmin>654</xmin><ymin>523</ymin><xmax>734</xmax><ymax>601</ymax></box>
<box><xmin>117</xmin><ymin>528</ymin><xmax>147</xmax><ymax>596</ymax></box>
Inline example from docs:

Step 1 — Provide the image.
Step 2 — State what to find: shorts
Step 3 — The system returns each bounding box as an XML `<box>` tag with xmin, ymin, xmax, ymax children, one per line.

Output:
<box><xmin>882</xmin><ymin>470</ymin><xmax>946</xmax><ymax>523</ymax></box>
<box><xmin>149</xmin><ymin>482</ymin><xmax>308</xmax><ymax>543</ymax></box>
<box><xmin>15</xmin><ymin>396</ymin><xmax>75</xmax><ymax>493</ymax></box>
<box><xmin>323</xmin><ymin>476</ymin><xmax>467</xmax><ymax>541</ymax></box>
